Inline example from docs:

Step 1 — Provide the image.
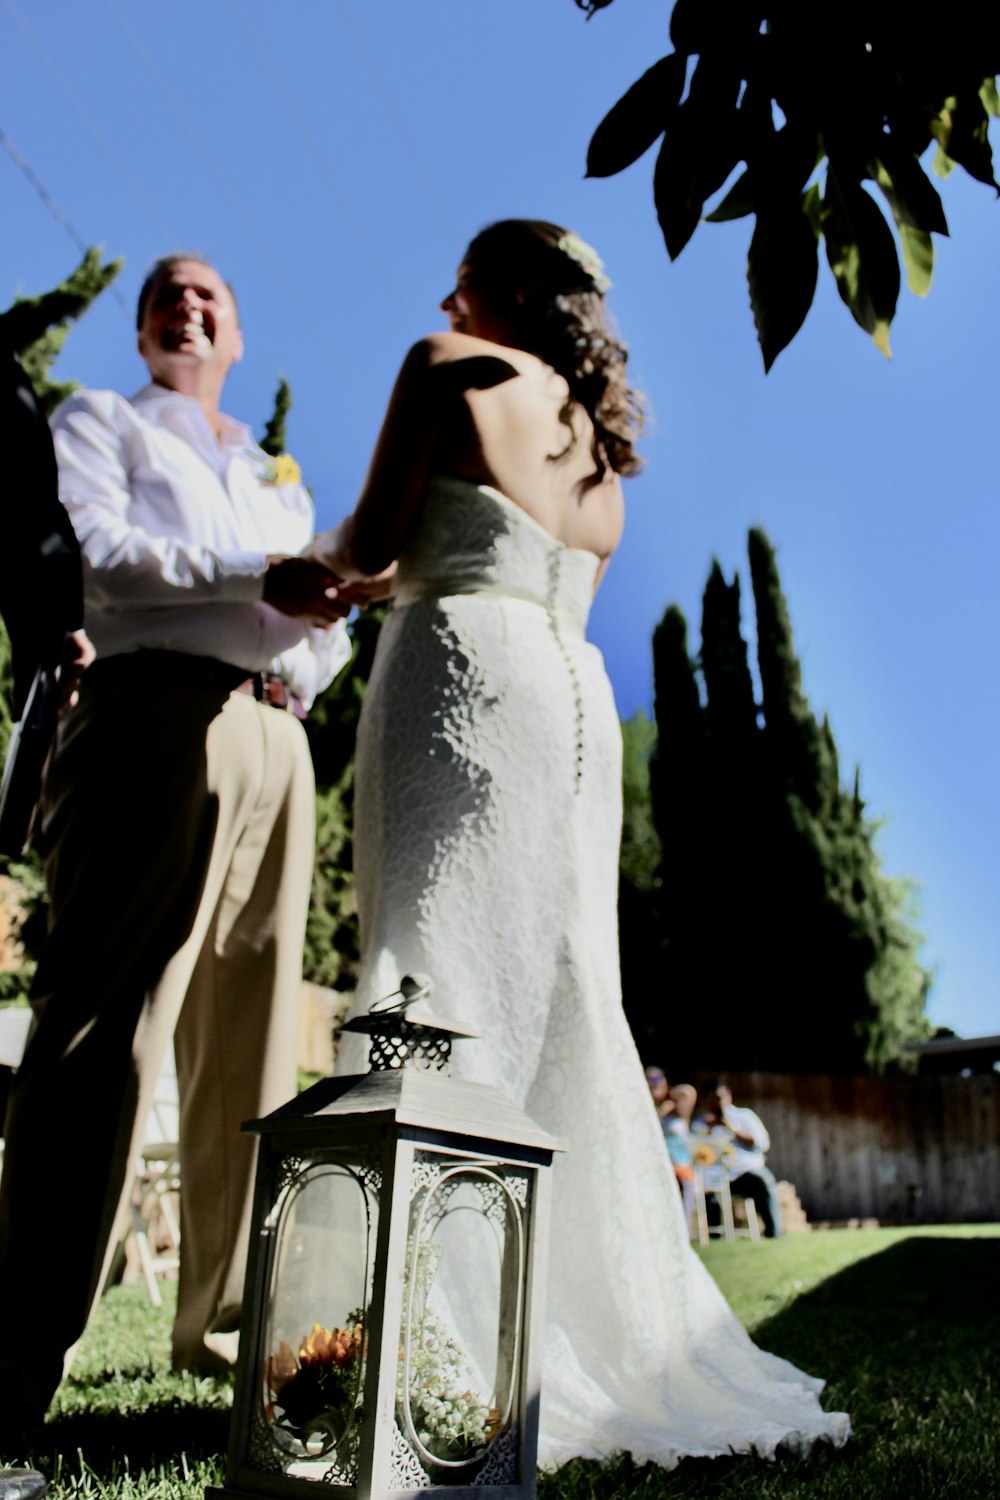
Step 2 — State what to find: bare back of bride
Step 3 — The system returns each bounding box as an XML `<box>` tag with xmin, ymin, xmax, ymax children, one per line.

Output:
<box><xmin>313</xmin><ymin>219</ymin><xmax>848</xmax><ymax>1469</ymax></box>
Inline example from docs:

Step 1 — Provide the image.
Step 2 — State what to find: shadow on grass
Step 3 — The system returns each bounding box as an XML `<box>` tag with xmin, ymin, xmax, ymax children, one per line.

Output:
<box><xmin>29</xmin><ymin>1403</ymin><xmax>230</xmax><ymax>1479</ymax></box>
<box><xmin>540</xmin><ymin>1236</ymin><xmax>1000</xmax><ymax>1500</ymax></box>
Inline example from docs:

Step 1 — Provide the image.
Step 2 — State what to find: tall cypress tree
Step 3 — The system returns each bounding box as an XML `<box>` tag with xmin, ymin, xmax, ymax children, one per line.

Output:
<box><xmin>700</xmin><ymin>561</ymin><xmax>757</xmax><ymax>762</ymax></box>
<box><xmin>300</xmin><ymin>606</ymin><xmax>385</xmax><ymax>993</ymax></box>
<box><xmin>649</xmin><ymin>604</ymin><xmax>703</xmax><ymax>847</ymax></box>
<box><xmin>254</xmin><ymin>374</ymin><xmax>385</xmax><ymax>992</ymax></box>
<box><xmin>618</xmin><ymin>709</ymin><xmax>664</xmax><ymax>1050</ymax></box>
<box><xmin>641</xmin><ymin>528</ymin><xmax>930</xmax><ymax>1075</ymax></box>
<box><xmin>260</xmin><ymin>376</ymin><xmax>292</xmax><ymax>459</ymax></box>
<box><xmin>647</xmin><ymin>605</ymin><xmax>706</xmax><ymax>1024</ymax></box>
<box><xmin>749</xmin><ymin>528</ymin><xmax>837</xmax><ymax>816</ymax></box>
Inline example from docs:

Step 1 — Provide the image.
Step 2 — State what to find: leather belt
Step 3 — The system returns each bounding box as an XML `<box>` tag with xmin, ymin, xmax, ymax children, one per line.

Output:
<box><xmin>87</xmin><ymin>651</ymin><xmax>305</xmax><ymax>714</ymax></box>
<box><xmin>235</xmin><ymin>673</ymin><xmax>304</xmax><ymax>713</ymax></box>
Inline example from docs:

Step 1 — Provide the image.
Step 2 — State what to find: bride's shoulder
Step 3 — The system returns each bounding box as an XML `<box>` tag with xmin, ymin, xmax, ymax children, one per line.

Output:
<box><xmin>409</xmin><ymin>331</ymin><xmax>517</xmax><ymax>366</ymax></box>
<box><xmin>396</xmin><ymin>334</ymin><xmax>532</xmax><ymax>408</ymax></box>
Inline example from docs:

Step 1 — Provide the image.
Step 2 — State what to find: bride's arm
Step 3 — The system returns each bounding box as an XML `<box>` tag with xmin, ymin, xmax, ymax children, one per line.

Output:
<box><xmin>310</xmin><ymin>336</ymin><xmax>455</xmax><ymax>580</ymax></box>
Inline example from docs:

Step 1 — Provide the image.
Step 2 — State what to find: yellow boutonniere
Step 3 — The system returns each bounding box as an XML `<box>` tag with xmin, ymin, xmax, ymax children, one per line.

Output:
<box><xmin>262</xmin><ymin>452</ymin><xmax>302</xmax><ymax>487</ymax></box>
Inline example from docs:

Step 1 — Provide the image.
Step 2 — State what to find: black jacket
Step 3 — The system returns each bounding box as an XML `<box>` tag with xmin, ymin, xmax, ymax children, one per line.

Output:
<box><xmin>0</xmin><ymin>349</ymin><xmax>84</xmax><ymax>718</ymax></box>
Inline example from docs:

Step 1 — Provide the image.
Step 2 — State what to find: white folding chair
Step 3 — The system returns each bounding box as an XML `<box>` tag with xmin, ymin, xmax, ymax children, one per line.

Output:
<box><xmin>693</xmin><ymin>1163</ymin><xmax>736</xmax><ymax>1246</ymax></box>
<box><xmin>122</xmin><ymin>1047</ymin><xmax>181</xmax><ymax>1306</ymax></box>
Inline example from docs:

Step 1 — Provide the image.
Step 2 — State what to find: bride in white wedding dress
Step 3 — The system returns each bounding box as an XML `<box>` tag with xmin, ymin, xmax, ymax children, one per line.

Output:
<box><xmin>312</xmin><ymin>220</ymin><xmax>848</xmax><ymax>1470</ymax></box>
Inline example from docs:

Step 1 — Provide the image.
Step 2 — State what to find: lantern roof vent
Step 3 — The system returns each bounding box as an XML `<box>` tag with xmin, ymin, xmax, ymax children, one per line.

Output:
<box><xmin>341</xmin><ymin>974</ymin><xmax>476</xmax><ymax>1075</ymax></box>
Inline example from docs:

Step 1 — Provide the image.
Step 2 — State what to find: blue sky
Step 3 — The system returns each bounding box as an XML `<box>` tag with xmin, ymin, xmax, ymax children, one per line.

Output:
<box><xmin>1</xmin><ymin>0</ymin><xmax>997</xmax><ymax>1040</ymax></box>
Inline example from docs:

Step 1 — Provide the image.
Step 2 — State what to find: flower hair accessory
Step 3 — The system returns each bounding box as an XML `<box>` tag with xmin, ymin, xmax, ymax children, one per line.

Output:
<box><xmin>556</xmin><ymin>232</ymin><xmax>612</xmax><ymax>294</ymax></box>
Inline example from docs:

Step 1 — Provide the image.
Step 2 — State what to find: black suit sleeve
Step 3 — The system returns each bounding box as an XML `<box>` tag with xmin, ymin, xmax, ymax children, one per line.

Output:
<box><xmin>0</xmin><ymin>349</ymin><xmax>84</xmax><ymax>717</ymax></box>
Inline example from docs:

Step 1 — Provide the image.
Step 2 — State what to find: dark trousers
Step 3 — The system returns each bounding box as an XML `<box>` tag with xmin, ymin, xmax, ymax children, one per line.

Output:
<box><xmin>0</xmin><ymin>675</ymin><xmax>312</xmax><ymax>1416</ymax></box>
<box><xmin>728</xmin><ymin>1170</ymin><xmax>783</xmax><ymax>1238</ymax></box>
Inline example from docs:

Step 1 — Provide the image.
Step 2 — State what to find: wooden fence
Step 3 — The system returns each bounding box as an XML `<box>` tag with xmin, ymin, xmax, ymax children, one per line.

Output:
<box><xmin>717</xmin><ymin>1071</ymin><xmax>1000</xmax><ymax>1225</ymax></box>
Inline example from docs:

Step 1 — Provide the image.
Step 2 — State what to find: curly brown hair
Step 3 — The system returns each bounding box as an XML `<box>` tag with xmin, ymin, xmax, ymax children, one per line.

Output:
<box><xmin>463</xmin><ymin>219</ymin><xmax>645</xmax><ymax>477</ymax></box>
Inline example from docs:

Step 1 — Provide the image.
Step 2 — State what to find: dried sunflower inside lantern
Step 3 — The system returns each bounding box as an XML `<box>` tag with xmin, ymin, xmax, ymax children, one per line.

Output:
<box><xmin>265</xmin><ymin>1313</ymin><xmax>365</xmax><ymax>1451</ymax></box>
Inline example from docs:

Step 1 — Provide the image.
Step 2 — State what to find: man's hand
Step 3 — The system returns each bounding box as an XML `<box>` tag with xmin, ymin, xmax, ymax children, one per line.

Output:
<box><xmin>263</xmin><ymin>556</ymin><xmax>351</xmax><ymax>624</ymax></box>
<box><xmin>58</xmin><ymin>629</ymin><xmax>96</xmax><ymax>717</ymax></box>
<box><xmin>720</xmin><ymin>1110</ymin><xmax>756</xmax><ymax>1148</ymax></box>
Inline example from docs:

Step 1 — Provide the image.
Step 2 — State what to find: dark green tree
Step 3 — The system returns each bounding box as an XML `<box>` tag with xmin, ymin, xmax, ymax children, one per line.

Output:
<box><xmin>621</xmin><ymin>710</ymin><xmax>662</xmax><ymax>897</ymax></box>
<box><xmin>256</xmin><ymin>375</ymin><xmax>385</xmax><ymax>993</ymax></box>
<box><xmin>618</xmin><ymin>709</ymin><xmax>665</xmax><ymax>1034</ymax></box>
<box><xmin>260</xmin><ymin>375</ymin><xmax>292</xmax><ymax>459</ymax></box>
<box><xmin>0</xmin><ymin>247</ymin><xmax>122</xmax><ymax>412</ymax></box>
<box><xmin>623</xmin><ymin>609</ymin><xmax>703</xmax><ymax>1057</ymax></box>
<box><xmin>300</xmin><ymin>607</ymin><xmax>386</xmax><ymax>992</ymax></box>
<box><xmin>642</xmin><ymin>527</ymin><xmax>930</xmax><ymax>1074</ymax></box>
<box><xmin>575</xmin><ymin>1</ymin><xmax>998</xmax><ymax>367</ymax></box>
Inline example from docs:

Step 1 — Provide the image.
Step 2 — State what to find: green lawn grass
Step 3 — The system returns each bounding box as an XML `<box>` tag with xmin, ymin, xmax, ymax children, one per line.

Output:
<box><xmin>6</xmin><ymin>1226</ymin><xmax>998</xmax><ymax>1498</ymax></box>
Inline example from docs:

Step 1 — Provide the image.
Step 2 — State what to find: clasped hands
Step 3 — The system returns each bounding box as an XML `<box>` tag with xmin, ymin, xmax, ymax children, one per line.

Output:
<box><xmin>263</xmin><ymin>552</ymin><xmax>395</xmax><ymax>626</ymax></box>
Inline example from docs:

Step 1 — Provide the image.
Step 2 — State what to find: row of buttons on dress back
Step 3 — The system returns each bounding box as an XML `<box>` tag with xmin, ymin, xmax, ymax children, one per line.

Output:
<box><xmin>545</xmin><ymin>550</ymin><xmax>586</xmax><ymax>794</ymax></box>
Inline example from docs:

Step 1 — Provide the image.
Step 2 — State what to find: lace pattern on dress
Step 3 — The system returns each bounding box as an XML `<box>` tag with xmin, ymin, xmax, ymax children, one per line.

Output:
<box><xmin>338</xmin><ymin>477</ymin><xmax>850</xmax><ymax>1470</ymax></box>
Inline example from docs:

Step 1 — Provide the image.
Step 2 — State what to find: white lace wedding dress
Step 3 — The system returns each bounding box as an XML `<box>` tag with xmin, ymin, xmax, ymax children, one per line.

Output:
<box><xmin>335</xmin><ymin>475</ymin><xmax>849</xmax><ymax>1468</ymax></box>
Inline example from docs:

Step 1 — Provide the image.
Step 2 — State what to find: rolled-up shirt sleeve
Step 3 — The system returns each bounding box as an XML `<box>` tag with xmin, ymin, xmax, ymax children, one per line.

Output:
<box><xmin>52</xmin><ymin>393</ymin><xmax>268</xmax><ymax>608</ymax></box>
<box><xmin>271</xmin><ymin>623</ymin><xmax>352</xmax><ymax>708</ymax></box>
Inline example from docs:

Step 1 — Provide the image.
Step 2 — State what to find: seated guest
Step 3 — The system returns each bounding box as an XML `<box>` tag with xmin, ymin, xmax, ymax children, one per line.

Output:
<box><xmin>644</xmin><ymin>1064</ymin><xmax>671</xmax><ymax>1122</ymax></box>
<box><xmin>665</xmin><ymin>1082</ymin><xmax>697</xmax><ymax>1230</ymax></box>
<box><xmin>668</xmin><ymin>1081</ymin><xmax>697</xmax><ymax>1139</ymax></box>
<box><xmin>693</xmin><ymin>1078</ymin><xmax>783</xmax><ymax>1238</ymax></box>
<box><xmin>644</xmin><ymin>1068</ymin><xmax>696</xmax><ymax>1228</ymax></box>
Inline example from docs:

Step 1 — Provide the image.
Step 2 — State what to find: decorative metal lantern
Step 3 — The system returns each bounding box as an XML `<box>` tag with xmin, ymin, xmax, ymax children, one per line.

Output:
<box><xmin>208</xmin><ymin>977</ymin><xmax>562</xmax><ymax>1500</ymax></box>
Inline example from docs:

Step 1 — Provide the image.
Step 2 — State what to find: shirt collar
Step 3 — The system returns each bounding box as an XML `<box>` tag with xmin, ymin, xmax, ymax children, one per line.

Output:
<box><xmin>130</xmin><ymin>382</ymin><xmax>258</xmax><ymax>461</ymax></box>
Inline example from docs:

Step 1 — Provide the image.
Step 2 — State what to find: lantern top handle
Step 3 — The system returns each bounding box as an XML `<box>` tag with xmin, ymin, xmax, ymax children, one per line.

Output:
<box><xmin>342</xmin><ymin>974</ymin><xmax>478</xmax><ymax>1073</ymax></box>
<box><xmin>367</xmin><ymin>972</ymin><xmax>432</xmax><ymax>1016</ymax></box>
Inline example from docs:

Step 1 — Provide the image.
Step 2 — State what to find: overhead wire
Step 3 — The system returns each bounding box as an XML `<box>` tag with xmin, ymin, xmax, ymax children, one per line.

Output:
<box><xmin>2</xmin><ymin>4</ymin><xmax>317</xmax><ymax>404</ymax></box>
<box><xmin>100</xmin><ymin>0</ymin><xmax>367</xmax><ymax>407</ymax></box>
<box><xmin>0</xmin><ymin>125</ymin><xmax>132</xmax><ymax>320</ymax></box>
<box><xmin>0</xmin><ymin>118</ymin><xmax>310</xmax><ymax>418</ymax></box>
<box><xmin>333</xmin><ymin>0</ymin><xmax>456</xmax><ymax>241</ymax></box>
<box><xmin>225</xmin><ymin>0</ymin><xmax>413</xmax><ymax>319</ymax></box>
<box><xmin>1</xmin><ymin>0</ymin><xmax>176</xmax><ymax>244</ymax></box>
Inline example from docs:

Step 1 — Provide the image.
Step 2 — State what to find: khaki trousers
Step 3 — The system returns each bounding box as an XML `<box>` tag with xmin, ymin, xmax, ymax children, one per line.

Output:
<box><xmin>0</xmin><ymin>670</ymin><xmax>314</xmax><ymax>1413</ymax></box>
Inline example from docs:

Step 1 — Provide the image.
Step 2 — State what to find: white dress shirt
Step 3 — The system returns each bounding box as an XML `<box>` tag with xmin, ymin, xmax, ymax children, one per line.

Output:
<box><xmin>50</xmin><ymin>382</ymin><xmax>350</xmax><ymax>705</ymax></box>
<box><xmin>720</xmin><ymin>1105</ymin><xmax>770</xmax><ymax>1175</ymax></box>
<box><xmin>692</xmin><ymin>1105</ymin><xmax>770</xmax><ymax>1175</ymax></box>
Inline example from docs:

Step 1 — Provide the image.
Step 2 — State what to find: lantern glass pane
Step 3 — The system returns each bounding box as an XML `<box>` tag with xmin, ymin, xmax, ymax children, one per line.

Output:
<box><xmin>398</xmin><ymin>1159</ymin><xmax>528</xmax><ymax>1476</ymax></box>
<box><xmin>260</xmin><ymin>1157</ymin><xmax>377</xmax><ymax>1477</ymax></box>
